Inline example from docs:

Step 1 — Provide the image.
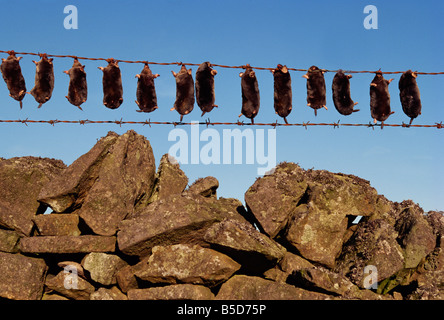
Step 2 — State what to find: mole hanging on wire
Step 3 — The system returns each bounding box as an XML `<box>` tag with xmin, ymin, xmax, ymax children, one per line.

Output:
<box><xmin>135</xmin><ymin>63</ymin><xmax>159</xmax><ymax>113</ymax></box>
<box><xmin>399</xmin><ymin>70</ymin><xmax>422</xmax><ymax>125</ymax></box>
<box><xmin>29</xmin><ymin>54</ymin><xmax>55</xmax><ymax>108</ymax></box>
<box><xmin>272</xmin><ymin>64</ymin><xmax>292</xmax><ymax>124</ymax></box>
<box><xmin>370</xmin><ymin>70</ymin><xmax>394</xmax><ymax>126</ymax></box>
<box><xmin>303</xmin><ymin>66</ymin><xmax>327</xmax><ymax>116</ymax></box>
<box><xmin>98</xmin><ymin>58</ymin><xmax>123</xmax><ymax>109</ymax></box>
<box><xmin>332</xmin><ymin>70</ymin><xmax>359</xmax><ymax>115</ymax></box>
<box><xmin>0</xmin><ymin>51</ymin><xmax>27</xmax><ymax>109</ymax></box>
<box><xmin>239</xmin><ymin>64</ymin><xmax>260</xmax><ymax>124</ymax></box>
<box><xmin>64</xmin><ymin>58</ymin><xmax>87</xmax><ymax>110</ymax></box>
<box><xmin>171</xmin><ymin>64</ymin><xmax>195</xmax><ymax>121</ymax></box>
<box><xmin>195</xmin><ymin>61</ymin><xmax>217</xmax><ymax>117</ymax></box>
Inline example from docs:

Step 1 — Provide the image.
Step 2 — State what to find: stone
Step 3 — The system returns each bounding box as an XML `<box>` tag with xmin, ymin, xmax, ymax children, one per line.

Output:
<box><xmin>134</xmin><ymin>244</ymin><xmax>241</xmax><ymax>287</ymax></box>
<box><xmin>244</xmin><ymin>162</ymin><xmax>385</xmax><ymax>259</ymax></box>
<box><xmin>82</xmin><ymin>252</ymin><xmax>128</xmax><ymax>286</ymax></box>
<box><xmin>19</xmin><ymin>235</ymin><xmax>116</xmax><ymax>254</ymax></box>
<box><xmin>393</xmin><ymin>291</ymin><xmax>403</xmax><ymax>300</ymax></box>
<box><xmin>77</xmin><ymin>130</ymin><xmax>156</xmax><ymax>236</ymax></box>
<box><xmin>203</xmin><ymin>218</ymin><xmax>286</xmax><ymax>273</ymax></box>
<box><xmin>0</xmin><ymin>156</ymin><xmax>66</xmax><ymax>235</ymax></box>
<box><xmin>285</xmin><ymin>199</ymin><xmax>348</xmax><ymax>268</ymax></box>
<box><xmin>116</xmin><ymin>264</ymin><xmax>139</xmax><ymax>293</ymax></box>
<box><xmin>426</xmin><ymin>211</ymin><xmax>444</xmax><ymax>237</ymax></box>
<box><xmin>0</xmin><ymin>252</ymin><xmax>47</xmax><ymax>300</ymax></box>
<box><xmin>376</xmin><ymin>241</ymin><xmax>443</xmax><ymax>296</ymax></box>
<box><xmin>42</xmin><ymin>293</ymin><xmax>69</xmax><ymax>300</ymax></box>
<box><xmin>395</xmin><ymin>203</ymin><xmax>437</xmax><ymax>268</ymax></box>
<box><xmin>216</xmin><ymin>275</ymin><xmax>331</xmax><ymax>300</ymax></box>
<box><xmin>33</xmin><ymin>213</ymin><xmax>81</xmax><ymax>236</ymax></box>
<box><xmin>279</xmin><ymin>252</ymin><xmax>315</xmax><ymax>274</ymax></box>
<box><xmin>45</xmin><ymin>271</ymin><xmax>95</xmax><ymax>300</ymax></box>
<box><xmin>264</xmin><ymin>252</ymin><xmax>316</xmax><ymax>282</ymax></box>
<box><xmin>405</xmin><ymin>244</ymin><xmax>444</xmax><ymax>300</ymax></box>
<box><xmin>301</xmin><ymin>169</ymin><xmax>385</xmax><ymax>217</ymax></box>
<box><xmin>127</xmin><ymin>284</ymin><xmax>215</xmax><ymax>300</ymax></box>
<box><xmin>0</xmin><ymin>228</ymin><xmax>21</xmax><ymax>252</ymax></box>
<box><xmin>185</xmin><ymin>176</ymin><xmax>219</xmax><ymax>198</ymax></box>
<box><xmin>115</xmin><ymin>255</ymin><xmax>155</xmax><ymax>293</ymax></box>
<box><xmin>244</xmin><ymin>162</ymin><xmax>308</xmax><ymax>238</ymax></box>
<box><xmin>57</xmin><ymin>261</ymin><xmax>86</xmax><ymax>279</ymax></box>
<box><xmin>38</xmin><ymin>131</ymin><xmax>119</xmax><ymax>212</ymax></box>
<box><xmin>423</xmin><ymin>243</ymin><xmax>444</xmax><ymax>273</ymax></box>
<box><xmin>367</xmin><ymin>194</ymin><xmax>397</xmax><ymax>225</ymax></box>
<box><xmin>263</xmin><ymin>267</ymin><xmax>288</xmax><ymax>282</ymax></box>
<box><xmin>284</xmin><ymin>169</ymin><xmax>386</xmax><ymax>268</ymax></box>
<box><xmin>289</xmin><ymin>266</ymin><xmax>387</xmax><ymax>299</ymax></box>
<box><xmin>342</xmin><ymin>224</ymin><xmax>359</xmax><ymax>245</ymax></box>
<box><xmin>90</xmin><ymin>287</ymin><xmax>128</xmax><ymax>300</ymax></box>
<box><xmin>408</xmin><ymin>269</ymin><xmax>444</xmax><ymax>300</ymax></box>
<box><xmin>206</xmin><ymin>197</ymin><xmax>250</xmax><ymax>223</ymax></box>
<box><xmin>0</xmin><ymin>136</ymin><xmax>441</xmax><ymax>301</ymax></box>
<box><xmin>142</xmin><ymin>153</ymin><xmax>188</xmax><ymax>206</ymax></box>
<box><xmin>335</xmin><ymin>219</ymin><xmax>405</xmax><ymax>288</ymax></box>
<box><xmin>264</xmin><ymin>252</ymin><xmax>315</xmax><ymax>282</ymax></box>
<box><xmin>117</xmin><ymin>193</ymin><xmax>223</xmax><ymax>257</ymax></box>
<box><xmin>38</xmin><ymin>130</ymin><xmax>156</xmax><ymax>236</ymax></box>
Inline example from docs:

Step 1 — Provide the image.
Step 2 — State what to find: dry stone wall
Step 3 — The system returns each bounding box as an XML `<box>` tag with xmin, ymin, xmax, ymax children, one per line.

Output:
<box><xmin>0</xmin><ymin>130</ymin><xmax>442</xmax><ymax>300</ymax></box>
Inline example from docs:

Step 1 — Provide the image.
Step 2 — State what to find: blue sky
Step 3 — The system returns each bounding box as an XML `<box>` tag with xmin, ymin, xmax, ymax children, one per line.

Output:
<box><xmin>0</xmin><ymin>0</ymin><xmax>443</xmax><ymax>211</ymax></box>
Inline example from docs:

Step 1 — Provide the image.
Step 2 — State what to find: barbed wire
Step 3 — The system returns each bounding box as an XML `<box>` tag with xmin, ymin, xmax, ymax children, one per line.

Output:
<box><xmin>0</xmin><ymin>118</ymin><xmax>442</xmax><ymax>130</ymax></box>
<box><xmin>1</xmin><ymin>50</ymin><xmax>443</xmax><ymax>75</ymax></box>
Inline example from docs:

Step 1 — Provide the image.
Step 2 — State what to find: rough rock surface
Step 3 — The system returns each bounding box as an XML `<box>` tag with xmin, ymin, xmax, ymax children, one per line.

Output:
<box><xmin>335</xmin><ymin>219</ymin><xmax>405</xmax><ymax>288</ymax></box>
<box><xmin>128</xmin><ymin>284</ymin><xmax>215</xmax><ymax>300</ymax></box>
<box><xmin>38</xmin><ymin>132</ymin><xmax>119</xmax><ymax>213</ymax></box>
<box><xmin>33</xmin><ymin>213</ymin><xmax>81</xmax><ymax>236</ymax></box>
<box><xmin>245</xmin><ymin>162</ymin><xmax>389</xmax><ymax>268</ymax></box>
<box><xmin>264</xmin><ymin>252</ymin><xmax>315</xmax><ymax>282</ymax></box>
<box><xmin>144</xmin><ymin>154</ymin><xmax>188</xmax><ymax>205</ymax></box>
<box><xmin>134</xmin><ymin>244</ymin><xmax>240</xmax><ymax>287</ymax></box>
<box><xmin>82</xmin><ymin>252</ymin><xmax>128</xmax><ymax>286</ymax></box>
<box><xmin>284</xmin><ymin>195</ymin><xmax>348</xmax><ymax>269</ymax></box>
<box><xmin>244</xmin><ymin>162</ymin><xmax>307</xmax><ymax>238</ymax></box>
<box><xmin>290</xmin><ymin>266</ymin><xmax>387</xmax><ymax>299</ymax></box>
<box><xmin>45</xmin><ymin>271</ymin><xmax>95</xmax><ymax>300</ymax></box>
<box><xmin>0</xmin><ymin>156</ymin><xmax>66</xmax><ymax>235</ymax></box>
<box><xmin>203</xmin><ymin>218</ymin><xmax>286</xmax><ymax>273</ymax></box>
<box><xmin>0</xmin><ymin>130</ymin><xmax>441</xmax><ymax>300</ymax></box>
<box><xmin>216</xmin><ymin>275</ymin><xmax>331</xmax><ymax>300</ymax></box>
<box><xmin>0</xmin><ymin>229</ymin><xmax>21</xmax><ymax>252</ymax></box>
<box><xmin>185</xmin><ymin>176</ymin><xmax>219</xmax><ymax>198</ymax></box>
<box><xmin>90</xmin><ymin>287</ymin><xmax>128</xmax><ymax>300</ymax></box>
<box><xmin>0</xmin><ymin>252</ymin><xmax>47</xmax><ymax>300</ymax></box>
<box><xmin>117</xmin><ymin>194</ymin><xmax>223</xmax><ymax>257</ymax></box>
<box><xmin>286</xmin><ymin>169</ymin><xmax>391</xmax><ymax>268</ymax></box>
<box><xmin>395</xmin><ymin>202</ymin><xmax>436</xmax><ymax>268</ymax></box>
<box><xmin>19</xmin><ymin>235</ymin><xmax>116</xmax><ymax>253</ymax></box>
<box><xmin>39</xmin><ymin>130</ymin><xmax>156</xmax><ymax>236</ymax></box>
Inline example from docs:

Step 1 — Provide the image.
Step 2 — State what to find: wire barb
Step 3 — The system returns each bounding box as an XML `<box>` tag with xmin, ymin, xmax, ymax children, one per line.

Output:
<box><xmin>333</xmin><ymin>120</ymin><xmax>340</xmax><ymax>129</ymax></box>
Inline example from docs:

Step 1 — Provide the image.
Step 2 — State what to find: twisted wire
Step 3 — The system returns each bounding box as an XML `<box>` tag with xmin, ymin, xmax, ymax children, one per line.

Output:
<box><xmin>0</xmin><ymin>118</ymin><xmax>441</xmax><ymax>130</ymax></box>
<box><xmin>1</xmin><ymin>50</ymin><xmax>443</xmax><ymax>75</ymax></box>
